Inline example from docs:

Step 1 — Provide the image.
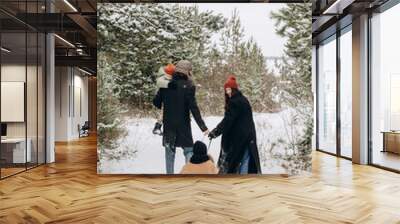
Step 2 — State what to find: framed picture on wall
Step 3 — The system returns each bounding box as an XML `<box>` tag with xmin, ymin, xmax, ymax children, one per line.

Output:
<box><xmin>97</xmin><ymin>2</ymin><xmax>313</xmax><ymax>175</ymax></box>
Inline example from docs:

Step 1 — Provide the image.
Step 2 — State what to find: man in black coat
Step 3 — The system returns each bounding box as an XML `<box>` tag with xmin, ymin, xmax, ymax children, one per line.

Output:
<box><xmin>153</xmin><ymin>60</ymin><xmax>209</xmax><ymax>174</ymax></box>
<box><xmin>208</xmin><ymin>75</ymin><xmax>262</xmax><ymax>174</ymax></box>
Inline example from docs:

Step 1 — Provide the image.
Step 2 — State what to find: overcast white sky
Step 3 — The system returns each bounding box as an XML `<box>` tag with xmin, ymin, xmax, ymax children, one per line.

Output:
<box><xmin>183</xmin><ymin>3</ymin><xmax>287</xmax><ymax>58</ymax></box>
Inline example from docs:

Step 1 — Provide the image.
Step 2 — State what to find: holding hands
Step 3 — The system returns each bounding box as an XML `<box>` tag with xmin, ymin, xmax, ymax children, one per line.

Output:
<box><xmin>208</xmin><ymin>129</ymin><xmax>218</xmax><ymax>140</ymax></box>
<box><xmin>202</xmin><ymin>128</ymin><xmax>217</xmax><ymax>140</ymax></box>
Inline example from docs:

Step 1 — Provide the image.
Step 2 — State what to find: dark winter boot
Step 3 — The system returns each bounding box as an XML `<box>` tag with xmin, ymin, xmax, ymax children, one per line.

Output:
<box><xmin>152</xmin><ymin>121</ymin><xmax>163</xmax><ymax>135</ymax></box>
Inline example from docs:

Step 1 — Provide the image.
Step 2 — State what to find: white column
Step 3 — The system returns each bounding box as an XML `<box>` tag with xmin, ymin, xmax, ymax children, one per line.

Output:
<box><xmin>46</xmin><ymin>32</ymin><xmax>55</xmax><ymax>163</ymax></box>
<box><xmin>312</xmin><ymin>45</ymin><xmax>317</xmax><ymax>151</ymax></box>
<box><xmin>352</xmin><ymin>14</ymin><xmax>369</xmax><ymax>164</ymax></box>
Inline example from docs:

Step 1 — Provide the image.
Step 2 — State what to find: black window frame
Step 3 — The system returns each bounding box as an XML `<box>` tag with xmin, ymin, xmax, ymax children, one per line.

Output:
<box><xmin>315</xmin><ymin>23</ymin><xmax>353</xmax><ymax>161</ymax></box>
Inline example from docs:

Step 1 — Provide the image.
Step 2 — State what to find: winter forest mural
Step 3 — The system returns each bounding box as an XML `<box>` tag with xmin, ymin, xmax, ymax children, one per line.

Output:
<box><xmin>97</xmin><ymin>3</ymin><xmax>312</xmax><ymax>175</ymax></box>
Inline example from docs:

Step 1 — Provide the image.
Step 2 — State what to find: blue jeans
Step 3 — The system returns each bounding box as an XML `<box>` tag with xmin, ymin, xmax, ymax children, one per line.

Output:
<box><xmin>165</xmin><ymin>145</ymin><xmax>193</xmax><ymax>174</ymax></box>
<box><xmin>239</xmin><ymin>148</ymin><xmax>250</xmax><ymax>174</ymax></box>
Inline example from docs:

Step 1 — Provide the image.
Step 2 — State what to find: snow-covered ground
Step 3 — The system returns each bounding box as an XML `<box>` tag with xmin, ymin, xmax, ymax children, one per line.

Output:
<box><xmin>98</xmin><ymin>110</ymin><xmax>301</xmax><ymax>174</ymax></box>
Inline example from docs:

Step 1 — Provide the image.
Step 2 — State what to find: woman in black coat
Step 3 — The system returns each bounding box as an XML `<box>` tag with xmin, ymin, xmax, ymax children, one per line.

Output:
<box><xmin>208</xmin><ymin>75</ymin><xmax>261</xmax><ymax>174</ymax></box>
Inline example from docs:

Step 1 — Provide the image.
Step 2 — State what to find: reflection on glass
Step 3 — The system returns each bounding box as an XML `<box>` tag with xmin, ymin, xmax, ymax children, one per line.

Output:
<box><xmin>1</xmin><ymin>32</ymin><xmax>27</xmax><ymax>177</ymax></box>
<box><xmin>318</xmin><ymin>36</ymin><xmax>337</xmax><ymax>154</ymax></box>
<box><xmin>27</xmin><ymin>31</ymin><xmax>38</xmax><ymax>169</ymax></box>
<box><xmin>340</xmin><ymin>28</ymin><xmax>352</xmax><ymax>158</ymax></box>
<box><xmin>371</xmin><ymin>4</ymin><xmax>400</xmax><ymax>171</ymax></box>
<box><xmin>390</xmin><ymin>75</ymin><xmax>400</xmax><ymax>130</ymax></box>
<box><xmin>38</xmin><ymin>33</ymin><xmax>46</xmax><ymax>165</ymax></box>
<box><xmin>0</xmin><ymin>1</ymin><xmax>47</xmax><ymax>179</ymax></box>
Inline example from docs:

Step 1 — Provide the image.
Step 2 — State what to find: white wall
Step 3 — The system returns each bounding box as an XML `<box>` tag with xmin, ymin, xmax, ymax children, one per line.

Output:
<box><xmin>55</xmin><ymin>66</ymin><xmax>69</xmax><ymax>141</ymax></box>
<box><xmin>1</xmin><ymin>65</ymin><xmax>42</xmax><ymax>137</ymax></box>
<box><xmin>1</xmin><ymin>65</ymin><xmax>27</xmax><ymax>139</ymax></box>
<box><xmin>1</xmin><ymin>63</ymin><xmax>46</xmax><ymax>164</ymax></box>
<box><xmin>55</xmin><ymin>67</ymin><xmax>89</xmax><ymax>141</ymax></box>
<box><xmin>72</xmin><ymin>73</ymin><xmax>89</xmax><ymax>138</ymax></box>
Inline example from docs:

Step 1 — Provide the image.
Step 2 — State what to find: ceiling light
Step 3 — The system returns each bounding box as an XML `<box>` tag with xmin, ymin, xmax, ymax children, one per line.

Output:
<box><xmin>54</xmin><ymin>34</ymin><xmax>75</xmax><ymax>48</ymax></box>
<box><xmin>1</xmin><ymin>47</ymin><xmax>11</xmax><ymax>53</ymax></box>
<box><xmin>76</xmin><ymin>49</ymin><xmax>84</xmax><ymax>55</ymax></box>
<box><xmin>63</xmin><ymin>0</ymin><xmax>78</xmax><ymax>12</ymax></box>
<box><xmin>323</xmin><ymin>0</ymin><xmax>341</xmax><ymax>14</ymax></box>
<box><xmin>322</xmin><ymin>0</ymin><xmax>355</xmax><ymax>15</ymax></box>
<box><xmin>78</xmin><ymin>67</ymin><xmax>93</xmax><ymax>76</ymax></box>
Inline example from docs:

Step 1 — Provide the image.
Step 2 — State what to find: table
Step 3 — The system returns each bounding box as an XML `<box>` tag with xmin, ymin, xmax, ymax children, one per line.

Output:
<box><xmin>1</xmin><ymin>138</ymin><xmax>31</xmax><ymax>163</ymax></box>
<box><xmin>381</xmin><ymin>131</ymin><xmax>400</xmax><ymax>154</ymax></box>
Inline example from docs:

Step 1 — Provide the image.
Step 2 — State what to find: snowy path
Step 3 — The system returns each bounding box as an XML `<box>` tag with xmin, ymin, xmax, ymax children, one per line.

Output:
<box><xmin>99</xmin><ymin>112</ymin><xmax>296</xmax><ymax>174</ymax></box>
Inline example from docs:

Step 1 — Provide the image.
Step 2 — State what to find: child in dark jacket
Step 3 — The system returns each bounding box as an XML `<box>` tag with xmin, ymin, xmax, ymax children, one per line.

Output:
<box><xmin>180</xmin><ymin>141</ymin><xmax>218</xmax><ymax>174</ymax></box>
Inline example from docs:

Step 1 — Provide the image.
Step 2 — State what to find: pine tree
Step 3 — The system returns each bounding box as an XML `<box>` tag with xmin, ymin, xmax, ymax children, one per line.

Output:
<box><xmin>271</xmin><ymin>3</ymin><xmax>312</xmax><ymax>173</ymax></box>
<box><xmin>197</xmin><ymin>9</ymin><xmax>278</xmax><ymax>114</ymax></box>
<box><xmin>97</xmin><ymin>52</ymin><xmax>128</xmax><ymax>161</ymax></box>
<box><xmin>98</xmin><ymin>3</ymin><xmax>225</xmax><ymax>109</ymax></box>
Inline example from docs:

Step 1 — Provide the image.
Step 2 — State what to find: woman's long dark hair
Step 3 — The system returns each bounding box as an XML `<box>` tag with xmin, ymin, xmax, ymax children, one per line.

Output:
<box><xmin>224</xmin><ymin>88</ymin><xmax>239</xmax><ymax>111</ymax></box>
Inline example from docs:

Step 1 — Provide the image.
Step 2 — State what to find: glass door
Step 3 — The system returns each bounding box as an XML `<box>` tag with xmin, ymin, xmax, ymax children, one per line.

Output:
<box><xmin>317</xmin><ymin>35</ymin><xmax>337</xmax><ymax>154</ymax></box>
<box><xmin>370</xmin><ymin>3</ymin><xmax>400</xmax><ymax>171</ymax></box>
<box><xmin>339</xmin><ymin>26</ymin><xmax>352</xmax><ymax>158</ymax></box>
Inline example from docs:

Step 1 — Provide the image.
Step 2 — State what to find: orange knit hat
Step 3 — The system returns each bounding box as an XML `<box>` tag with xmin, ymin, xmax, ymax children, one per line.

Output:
<box><xmin>164</xmin><ymin>64</ymin><xmax>176</xmax><ymax>76</ymax></box>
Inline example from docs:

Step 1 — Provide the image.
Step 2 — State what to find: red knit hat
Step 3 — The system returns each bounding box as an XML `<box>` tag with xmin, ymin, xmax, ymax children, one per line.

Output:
<box><xmin>224</xmin><ymin>75</ymin><xmax>238</xmax><ymax>89</ymax></box>
<box><xmin>164</xmin><ymin>64</ymin><xmax>176</xmax><ymax>76</ymax></box>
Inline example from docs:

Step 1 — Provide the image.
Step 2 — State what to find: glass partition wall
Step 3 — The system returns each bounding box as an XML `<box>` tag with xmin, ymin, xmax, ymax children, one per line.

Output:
<box><xmin>316</xmin><ymin>25</ymin><xmax>352</xmax><ymax>159</ymax></box>
<box><xmin>0</xmin><ymin>2</ymin><xmax>46</xmax><ymax>179</ymax></box>
<box><xmin>0</xmin><ymin>31</ymin><xmax>28</xmax><ymax>177</ymax></box>
<box><xmin>370</xmin><ymin>3</ymin><xmax>400</xmax><ymax>172</ymax></box>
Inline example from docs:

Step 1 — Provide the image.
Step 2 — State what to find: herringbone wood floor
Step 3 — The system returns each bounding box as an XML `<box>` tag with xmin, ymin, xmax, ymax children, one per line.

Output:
<box><xmin>1</xmin><ymin>135</ymin><xmax>400</xmax><ymax>224</ymax></box>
